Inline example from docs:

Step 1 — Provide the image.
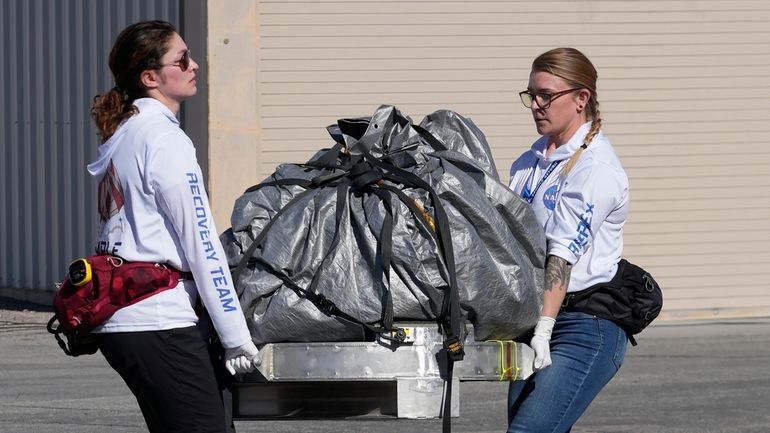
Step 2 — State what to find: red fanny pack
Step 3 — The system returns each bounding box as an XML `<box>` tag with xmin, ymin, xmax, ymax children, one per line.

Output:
<box><xmin>47</xmin><ymin>255</ymin><xmax>191</xmax><ymax>356</ymax></box>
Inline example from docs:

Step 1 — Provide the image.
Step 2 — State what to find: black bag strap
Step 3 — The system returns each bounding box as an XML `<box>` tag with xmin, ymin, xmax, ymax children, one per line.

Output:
<box><xmin>358</xmin><ymin>148</ymin><xmax>465</xmax><ymax>433</ymax></box>
<box><xmin>561</xmin><ymin>259</ymin><xmax>627</xmax><ymax>308</ymax></box>
<box><xmin>47</xmin><ymin>316</ymin><xmax>73</xmax><ymax>356</ymax></box>
<box><xmin>561</xmin><ymin>259</ymin><xmax>650</xmax><ymax>346</ymax></box>
<box><xmin>443</xmin><ymin>357</ymin><xmax>455</xmax><ymax>433</ymax></box>
<box><xmin>362</xmin><ymin>151</ymin><xmax>465</xmax><ymax>354</ymax></box>
<box><xmin>46</xmin><ymin>315</ymin><xmax>98</xmax><ymax>356</ymax></box>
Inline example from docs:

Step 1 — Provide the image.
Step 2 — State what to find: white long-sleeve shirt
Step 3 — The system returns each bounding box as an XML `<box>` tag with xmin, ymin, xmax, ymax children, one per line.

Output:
<box><xmin>87</xmin><ymin>98</ymin><xmax>251</xmax><ymax>349</ymax></box>
<box><xmin>509</xmin><ymin>122</ymin><xmax>629</xmax><ymax>292</ymax></box>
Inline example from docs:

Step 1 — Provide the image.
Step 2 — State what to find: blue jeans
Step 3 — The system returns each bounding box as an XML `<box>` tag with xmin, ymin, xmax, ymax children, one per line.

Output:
<box><xmin>507</xmin><ymin>310</ymin><xmax>628</xmax><ymax>433</ymax></box>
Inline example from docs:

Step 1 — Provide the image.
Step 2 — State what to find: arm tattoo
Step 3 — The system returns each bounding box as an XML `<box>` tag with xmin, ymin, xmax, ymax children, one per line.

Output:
<box><xmin>544</xmin><ymin>255</ymin><xmax>571</xmax><ymax>293</ymax></box>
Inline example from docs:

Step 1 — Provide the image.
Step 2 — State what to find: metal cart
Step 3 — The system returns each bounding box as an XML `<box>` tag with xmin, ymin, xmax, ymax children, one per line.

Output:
<box><xmin>234</xmin><ymin>324</ymin><xmax>534</xmax><ymax>419</ymax></box>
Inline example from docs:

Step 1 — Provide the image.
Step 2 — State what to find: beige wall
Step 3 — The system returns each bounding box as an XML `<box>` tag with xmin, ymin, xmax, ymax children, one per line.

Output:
<box><xmin>207</xmin><ymin>0</ymin><xmax>261</xmax><ymax>233</ymax></box>
<box><xmin>207</xmin><ymin>0</ymin><xmax>770</xmax><ymax>321</ymax></box>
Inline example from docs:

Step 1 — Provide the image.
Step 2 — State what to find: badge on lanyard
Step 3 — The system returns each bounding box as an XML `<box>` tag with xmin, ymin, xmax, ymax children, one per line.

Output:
<box><xmin>523</xmin><ymin>160</ymin><xmax>562</xmax><ymax>205</ymax></box>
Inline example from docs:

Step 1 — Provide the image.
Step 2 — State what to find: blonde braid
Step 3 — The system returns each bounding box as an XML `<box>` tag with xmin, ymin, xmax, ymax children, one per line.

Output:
<box><xmin>561</xmin><ymin>101</ymin><xmax>601</xmax><ymax>178</ymax></box>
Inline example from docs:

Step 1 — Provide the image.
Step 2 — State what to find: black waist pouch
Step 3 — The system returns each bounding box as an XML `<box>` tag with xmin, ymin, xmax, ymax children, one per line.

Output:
<box><xmin>562</xmin><ymin>259</ymin><xmax>663</xmax><ymax>345</ymax></box>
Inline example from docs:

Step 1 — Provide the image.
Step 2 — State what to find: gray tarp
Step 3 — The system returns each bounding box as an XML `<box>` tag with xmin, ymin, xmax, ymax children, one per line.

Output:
<box><xmin>221</xmin><ymin>105</ymin><xmax>545</xmax><ymax>344</ymax></box>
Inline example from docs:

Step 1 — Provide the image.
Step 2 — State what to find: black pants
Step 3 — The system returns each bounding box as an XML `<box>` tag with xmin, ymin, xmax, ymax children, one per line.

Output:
<box><xmin>96</xmin><ymin>326</ymin><xmax>232</xmax><ymax>433</ymax></box>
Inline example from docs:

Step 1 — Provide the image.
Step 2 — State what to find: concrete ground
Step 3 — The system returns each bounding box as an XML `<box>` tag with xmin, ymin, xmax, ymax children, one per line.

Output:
<box><xmin>1</xmin><ymin>297</ymin><xmax>769</xmax><ymax>433</ymax></box>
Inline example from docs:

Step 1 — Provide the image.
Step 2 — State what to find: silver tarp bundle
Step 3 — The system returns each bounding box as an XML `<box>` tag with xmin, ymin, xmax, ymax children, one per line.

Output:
<box><xmin>221</xmin><ymin>105</ymin><xmax>545</xmax><ymax>345</ymax></box>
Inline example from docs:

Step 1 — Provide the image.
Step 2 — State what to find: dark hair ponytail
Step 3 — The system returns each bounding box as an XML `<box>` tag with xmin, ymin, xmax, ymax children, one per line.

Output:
<box><xmin>90</xmin><ymin>87</ymin><xmax>138</xmax><ymax>142</ymax></box>
<box><xmin>90</xmin><ymin>20</ymin><xmax>177</xmax><ymax>142</ymax></box>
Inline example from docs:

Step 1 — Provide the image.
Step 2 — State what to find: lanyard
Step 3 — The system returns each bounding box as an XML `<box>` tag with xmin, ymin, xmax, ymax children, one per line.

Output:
<box><xmin>524</xmin><ymin>159</ymin><xmax>562</xmax><ymax>204</ymax></box>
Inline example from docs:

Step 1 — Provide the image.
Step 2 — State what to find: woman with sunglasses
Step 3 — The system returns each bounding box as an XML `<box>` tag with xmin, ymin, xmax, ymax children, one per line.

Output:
<box><xmin>88</xmin><ymin>20</ymin><xmax>258</xmax><ymax>433</ymax></box>
<box><xmin>506</xmin><ymin>47</ymin><xmax>630</xmax><ymax>432</ymax></box>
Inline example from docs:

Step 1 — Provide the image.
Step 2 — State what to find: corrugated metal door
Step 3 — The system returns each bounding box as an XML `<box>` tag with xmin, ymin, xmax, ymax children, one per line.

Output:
<box><xmin>0</xmin><ymin>0</ymin><xmax>181</xmax><ymax>302</ymax></box>
<box><xmin>253</xmin><ymin>0</ymin><xmax>770</xmax><ymax>320</ymax></box>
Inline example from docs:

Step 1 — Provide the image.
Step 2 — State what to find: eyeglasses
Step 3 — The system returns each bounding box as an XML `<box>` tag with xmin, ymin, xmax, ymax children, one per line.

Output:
<box><xmin>161</xmin><ymin>49</ymin><xmax>192</xmax><ymax>71</ymax></box>
<box><xmin>519</xmin><ymin>88</ymin><xmax>581</xmax><ymax>109</ymax></box>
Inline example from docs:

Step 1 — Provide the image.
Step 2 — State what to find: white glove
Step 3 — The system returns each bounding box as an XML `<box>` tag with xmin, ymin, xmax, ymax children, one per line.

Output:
<box><xmin>530</xmin><ymin>316</ymin><xmax>556</xmax><ymax>372</ymax></box>
<box><xmin>224</xmin><ymin>341</ymin><xmax>261</xmax><ymax>375</ymax></box>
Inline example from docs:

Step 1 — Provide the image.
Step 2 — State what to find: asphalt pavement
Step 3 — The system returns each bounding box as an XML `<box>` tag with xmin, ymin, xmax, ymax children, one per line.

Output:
<box><xmin>1</xmin><ymin>299</ymin><xmax>769</xmax><ymax>433</ymax></box>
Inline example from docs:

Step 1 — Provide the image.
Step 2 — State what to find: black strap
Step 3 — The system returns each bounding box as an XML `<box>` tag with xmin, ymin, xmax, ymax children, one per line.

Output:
<box><xmin>231</xmin><ymin>185</ymin><xmax>318</xmax><ymax>287</ymax></box>
<box><xmin>561</xmin><ymin>259</ymin><xmax>627</xmax><ymax>308</ymax></box>
<box><xmin>244</xmin><ymin>178</ymin><xmax>312</xmax><ymax>194</ymax></box>
<box><xmin>443</xmin><ymin>358</ymin><xmax>454</xmax><ymax>433</ymax></box>
<box><xmin>561</xmin><ymin>259</ymin><xmax>639</xmax><ymax>346</ymax></box>
<box><xmin>307</xmin><ymin>175</ymin><xmax>401</xmax><ymax>339</ymax></box>
<box><xmin>46</xmin><ymin>316</ymin><xmax>98</xmax><ymax>357</ymax></box>
<box><xmin>47</xmin><ymin>316</ymin><xmax>72</xmax><ymax>356</ymax></box>
<box><xmin>261</xmin><ymin>263</ymin><xmax>405</xmax><ymax>341</ymax></box>
<box><xmin>375</xmin><ymin>183</ymin><xmax>444</xmax><ymax>309</ymax></box>
<box><xmin>304</xmin><ymin>141</ymin><xmax>348</xmax><ymax>170</ymax></box>
<box><xmin>362</xmin><ymin>152</ymin><xmax>465</xmax><ymax>356</ymax></box>
<box><xmin>412</xmin><ymin>124</ymin><xmax>449</xmax><ymax>152</ymax></box>
<box><xmin>234</xmin><ymin>168</ymin><xmax>365</xmax><ymax>284</ymax></box>
<box><xmin>368</xmin><ymin>187</ymin><xmax>396</xmax><ymax>330</ymax></box>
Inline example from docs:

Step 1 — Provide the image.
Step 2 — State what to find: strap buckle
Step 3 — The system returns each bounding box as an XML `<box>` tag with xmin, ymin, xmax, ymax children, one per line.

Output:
<box><xmin>443</xmin><ymin>335</ymin><xmax>465</xmax><ymax>361</ymax></box>
<box><xmin>314</xmin><ymin>293</ymin><xmax>337</xmax><ymax>316</ymax></box>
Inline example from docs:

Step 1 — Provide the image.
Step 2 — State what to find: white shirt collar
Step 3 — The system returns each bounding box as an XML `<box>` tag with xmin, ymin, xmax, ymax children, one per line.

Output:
<box><xmin>133</xmin><ymin>97</ymin><xmax>180</xmax><ymax>126</ymax></box>
<box><xmin>531</xmin><ymin>121</ymin><xmax>594</xmax><ymax>162</ymax></box>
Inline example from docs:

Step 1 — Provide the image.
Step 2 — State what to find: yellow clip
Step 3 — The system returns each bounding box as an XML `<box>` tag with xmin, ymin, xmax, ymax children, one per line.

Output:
<box><xmin>68</xmin><ymin>258</ymin><xmax>93</xmax><ymax>287</ymax></box>
<box><xmin>492</xmin><ymin>340</ymin><xmax>521</xmax><ymax>381</ymax></box>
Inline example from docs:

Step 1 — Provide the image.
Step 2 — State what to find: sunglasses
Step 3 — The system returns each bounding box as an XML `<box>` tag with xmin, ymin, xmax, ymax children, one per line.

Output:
<box><xmin>161</xmin><ymin>49</ymin><xmax>192</xmax><ymax>71</ymax></box>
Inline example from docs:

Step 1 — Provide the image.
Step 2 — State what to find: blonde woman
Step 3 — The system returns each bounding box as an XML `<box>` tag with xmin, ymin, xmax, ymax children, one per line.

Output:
<box><xmin>507</xmin><ymin>47</ymin><xmax>629</xmax><ymax>432</ymax></box>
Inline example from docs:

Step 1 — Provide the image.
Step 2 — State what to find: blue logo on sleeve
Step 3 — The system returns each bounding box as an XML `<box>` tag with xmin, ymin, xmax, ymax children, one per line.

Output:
<box><xmin>542</xmin><ymin>185</ymin><xmax>559</xmax><ymax>210</ymax></box>
<box><xmin>568</xmin><ymin>203</ymin><xmax>595</xmax><ymax>255</ymax></box>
